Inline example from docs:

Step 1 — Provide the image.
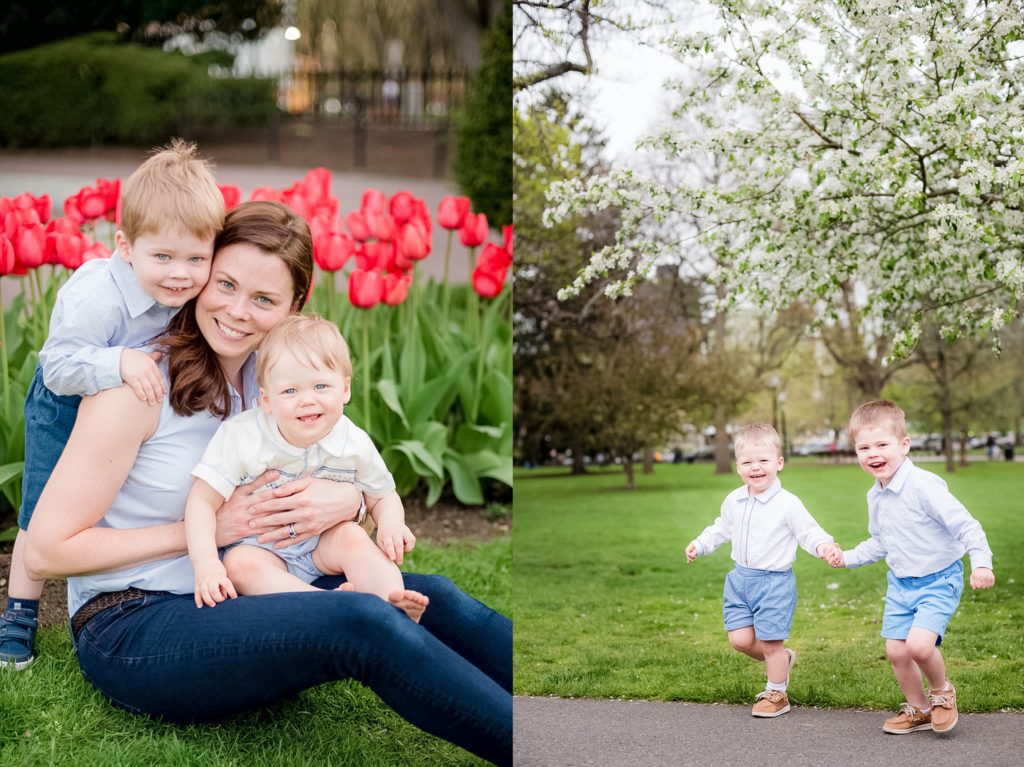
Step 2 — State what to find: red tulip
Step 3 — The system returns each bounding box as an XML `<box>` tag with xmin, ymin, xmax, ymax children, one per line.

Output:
<box><xmin>44</xmin><ymin>218</ymin><xmax>84</xmax><ymax>266</ymax></box>
<box><xmin>14</xmin><ymin>193</ymin><xmax>51</xmax><ymax>224</ymax></box>
<box><xmin>361</xmin><ymin>189</ymin><xmax>388</xmax><ymax>214</ymax></box>
<box><xmin>478</xmin><ymin>242</ymin><xmax>512</xmax><ymax>273</ymax></box>
<box><xmin>356</xmin><ymin>241</ymin><xmax>391</xmax><ymax>271</ymax></box>
<box><xmin>437</xmin><ymin>196</ymin><xmax>470</xmax><ymax>230</ymax></box>
<box><xmin>0</xmin><ymin>236</ymin><xmax>15</xmax><ymax>275</ymax></box>
<box><xmin>315</xmin><ymin>232</ymin><xmax>355</xmax><ymax>272</ymax></box>
<box><xmin>364</xmin><ymin>208</ymin><xmax>396</xmax><ymax>241</ymax></box>
<box><xmin>305</xmin><ymin>167</ymin><xmax>333</xmax><ymax>204</ymax></box>
<box><xmin>459</xmin><ymin>212</ymin><xmax>488</xmax><ymax>247</ymax></box>
<box><xmin>250</xmin><ymin>186</ymin><xmax>286</xmax><ymax>204</ymax></box>
<box><xmin>383</xmin><ymin>271</ymin><xmax>411</xmax><ymax>306</ymax></box>
<box><xmin>472</xmin><ymin>265</ymin><xmax>507</xmax><ymax>299</ymax></box>
<box><xmin>397</xmin><ymin>220</ymin><xmax>430</xmax><ymax>262</ymax></box>
<box><xmin>412</xmin><ymin>198</ymin><xmax>433</xmax><ymax>238</ymax></box>
<box><xmin>82</xmin><ymin>241</ymin><xmax>112</xmax><ymax>261</ymax></box>
<box><xmin>96</xmin><ymin>178</ymin><xmax>120</xmax><ymax>221</ymax></box>
<box><xmin>503</xmin><ymin>225</ymin><xmax>513</xmax><ymax>256</ymax></box>
<box><xmin>219</xmin><ymin>184</ymin><xmax>242</xmax><ymax>212</ymax></box>
<box><xmin>346</xmin><ymin>210</ymin><xmax>370</xmax><ymax>241</ymax></box>
<box><xmin>389</xmin><ymin>191</ymin><xmax>415</xmax><ymax>225</ymax></box>
<box><xmin>15</xmin><ymin>223</ymin><xmax>46</xmax><ymax>269</ymax></box>
<box><xmin>349</xmin><ymin>268</ymin><xmax>384</xmax><ymax>308</ymax></box>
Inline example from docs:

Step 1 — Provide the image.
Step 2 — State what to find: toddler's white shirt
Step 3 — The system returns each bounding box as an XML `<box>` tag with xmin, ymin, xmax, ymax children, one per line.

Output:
<box><xmin>690</xmin><ymin>479</ymin><xmax>832</xmax><ymax>571</ymax></box>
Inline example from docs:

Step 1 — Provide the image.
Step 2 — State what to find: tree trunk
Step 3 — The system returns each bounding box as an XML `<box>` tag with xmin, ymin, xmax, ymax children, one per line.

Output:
<box><xmin>941</xmin><ymin>405</ymin><xmax>955</xmax><ymax>474</ymax></box>
<box><xmin>623</xmin><ymin>456</ymin><xmax>636</xmax><ymax>490</ymax></box>
<box><xmin>643</xmin><ymin>447</ymin><xmax>655</xmax><ymax>475</ymax></box>
<box><xmin>570</xmin><ymin>433</ymin><xmax>586</xmax><ymax>475</ymax></box>
<box><xmin>959</xmin><ymin>430</ymin><xmax>969</xmax><ymax>468</ymax></box>
<box><xmin>714</xmin><ymin>404</ymin><xmax>731</xmax><ymax>474</ymax></box>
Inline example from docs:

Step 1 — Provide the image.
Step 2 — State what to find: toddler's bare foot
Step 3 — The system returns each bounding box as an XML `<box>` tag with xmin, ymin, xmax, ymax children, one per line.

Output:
<box><xmin>335</xmin><ymin>582</ymin><xmax>356</xmax><ymax>592</ymax></box>
<box><xmin>388</xmin><ymin>589</ymin><xmax>429</xmax><ymax>622</ymax></box>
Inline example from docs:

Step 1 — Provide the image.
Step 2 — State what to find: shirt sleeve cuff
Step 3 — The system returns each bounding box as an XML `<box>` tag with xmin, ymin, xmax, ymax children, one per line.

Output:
<box><xmin>94</xmin><ymin>346</ymin><xmax>126</xmax><ymax>391</ymax></box>
<box><xmin>191</xmin><ymin>464</ymin><xmax>237</xmax><ymax>500</ymax></box>
<box><xmin>968</xmin><ymin>553</ymin><xmax>993</xmax><ymax>571</ymax></box>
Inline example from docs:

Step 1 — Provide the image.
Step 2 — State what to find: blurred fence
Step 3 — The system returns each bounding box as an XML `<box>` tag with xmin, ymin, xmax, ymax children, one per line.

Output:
<box><xmin>192</xmin><ymin>68</ymin><xmax>470</xmax><ymax>177</ymax></box>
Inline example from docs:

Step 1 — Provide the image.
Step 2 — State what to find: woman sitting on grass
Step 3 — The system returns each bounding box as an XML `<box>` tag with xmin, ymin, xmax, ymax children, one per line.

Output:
<box><xmin>24</xmin><ymin>201</ymin><xmax>512</xmax><ymax>767</ymax></box>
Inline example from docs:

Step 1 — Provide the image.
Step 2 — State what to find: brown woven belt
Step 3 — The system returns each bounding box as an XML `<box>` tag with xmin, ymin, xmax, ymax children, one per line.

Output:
<box><xmin>70</xmin><ymin>587</ymin><xmax>168</xmax><ymax>638</ymax></box>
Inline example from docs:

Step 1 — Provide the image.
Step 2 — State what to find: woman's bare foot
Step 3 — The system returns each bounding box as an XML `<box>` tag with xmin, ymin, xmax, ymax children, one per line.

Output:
<box><xmin>388</xmin><ymin>589</ymin><xmax>429</xmax><ymax>622</ymax></box>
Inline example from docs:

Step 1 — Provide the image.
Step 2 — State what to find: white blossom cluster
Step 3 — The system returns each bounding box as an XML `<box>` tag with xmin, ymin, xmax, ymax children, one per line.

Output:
<box><xmin>550</xmin><ymin>0</ymin><xmax>1024</xmax><ymax>355</ymax></box>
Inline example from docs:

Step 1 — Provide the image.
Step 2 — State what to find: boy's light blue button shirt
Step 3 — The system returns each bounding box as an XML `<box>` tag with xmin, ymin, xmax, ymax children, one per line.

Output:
<box><xmin>843</xmin><ymin>457</ymin><xmax>993</xmax><ymax>578</ymax></box>
<box><xmin>39</xmin><ymin>254</ymin><xmax>178</xmax><ymax>396</ymax></box>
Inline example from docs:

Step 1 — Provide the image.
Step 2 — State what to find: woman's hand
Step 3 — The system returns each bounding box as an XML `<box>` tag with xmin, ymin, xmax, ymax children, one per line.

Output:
<box><xmin>246</xmin><ymin>476</ymin><xmax>362</xmax><ymax>548</ymax></box>
<box><xmin>214</xmin><ymin>469</ymin><xmax>282</xmax><ymax>548</ymax></box>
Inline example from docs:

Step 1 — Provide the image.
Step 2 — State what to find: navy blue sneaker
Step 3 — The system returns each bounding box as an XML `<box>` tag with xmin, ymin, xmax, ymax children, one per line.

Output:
<box><xmin>0</xmin><ymin>603</ymin><xmax>38</xmax><ymax>669</ymax></box>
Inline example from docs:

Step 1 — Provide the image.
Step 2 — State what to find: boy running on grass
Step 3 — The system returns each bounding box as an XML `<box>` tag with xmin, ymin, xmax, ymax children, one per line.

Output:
<box><xmin>685</xmin><ymin>423</ymin><xmax>838</xmax><ymax>718</ymax></box>
<box><xmin>827</xmin><ymin>400</ymin><xmax>995</xmax><ymax>735</ymax></box>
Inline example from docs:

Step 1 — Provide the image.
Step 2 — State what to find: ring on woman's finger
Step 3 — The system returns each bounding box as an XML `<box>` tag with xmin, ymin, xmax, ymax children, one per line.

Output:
<box><xmin>288</xmin><ymin>523</ymin><xmax>298</xmax><ymax>539</ymax></box>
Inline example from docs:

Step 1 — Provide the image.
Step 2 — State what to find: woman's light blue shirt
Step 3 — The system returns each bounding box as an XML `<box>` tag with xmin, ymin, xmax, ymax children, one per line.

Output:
<box><xmin>67</xmin><ymin>356</ymin><xmax>258</xmax><ymax>614</ymax></box>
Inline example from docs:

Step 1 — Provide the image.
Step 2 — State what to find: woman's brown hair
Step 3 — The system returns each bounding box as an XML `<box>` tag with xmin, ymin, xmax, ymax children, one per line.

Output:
<box><xmin>160</xmin><ymin>201</ymin><xmax>314</xmax><ymax>418</ymax></box>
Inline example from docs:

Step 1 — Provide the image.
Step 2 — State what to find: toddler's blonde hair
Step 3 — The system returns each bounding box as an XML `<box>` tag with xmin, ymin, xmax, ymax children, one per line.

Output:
<box><xmin>257</xmin><ymin>314</ymin><xmax>353</xmax><ymax>386</ymax></box>
<box><xmin>733</xmin><ymin>422</ymin><xmax>781</xmax><ymax>455</ymax></box>
<box><xmin>848</xmin><ymin>400</ymin><xmax>907</xmax><ymax>441</ymax></box>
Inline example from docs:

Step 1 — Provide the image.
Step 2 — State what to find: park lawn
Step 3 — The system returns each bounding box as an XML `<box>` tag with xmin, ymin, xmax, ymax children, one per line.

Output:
<box><xmin>514</xmin><ymin>461</ymin><xmax>1024</xmax><ymax>711</ymax></box>
<box><xmin>0</xmin><ymin>537</ymin><xmax>510</xmax><ymax>767</ymax></box>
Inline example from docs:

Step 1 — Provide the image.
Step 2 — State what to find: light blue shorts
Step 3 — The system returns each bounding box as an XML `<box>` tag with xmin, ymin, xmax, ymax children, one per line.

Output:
<box><xmin>225</xmin><ymin>535</ymin><xmax>325</xmax><ymax>584</ymax></box>
<box><xmin>723</xmin><ymin>565</ymin><xmax>797</xmax><ymax>641</ymax></box>
<box><xmin>882</xmin><ymin>560</ymin><xmax>964</xmax><ymax>644</ymax></box>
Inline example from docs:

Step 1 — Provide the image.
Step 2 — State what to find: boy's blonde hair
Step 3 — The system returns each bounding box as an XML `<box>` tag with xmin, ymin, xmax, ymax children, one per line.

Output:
<box><xmin>733</xmin><ymin>423</ymin><xmax>781</xmax><ymax>455</ymax></box>
<box><xmin>256</xmin><ymin>314</ymin><xmax>352</xmax><ymax>386</ymax></box>
<box><xmin>848</xmin><ymin>400</ymin><xmax>907</xmax><ymax>441</ymax></box>
<box><xmin>120</xmin><ymin>138</ymin><xmax>223</xmax><ymax>242</ymax></box>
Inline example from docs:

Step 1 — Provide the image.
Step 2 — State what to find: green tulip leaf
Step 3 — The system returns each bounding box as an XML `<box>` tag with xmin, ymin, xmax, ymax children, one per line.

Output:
<box><xmin>442</xmin><ymin>452</ymin><xmax>484</xmax><ymax>506</ymax></box>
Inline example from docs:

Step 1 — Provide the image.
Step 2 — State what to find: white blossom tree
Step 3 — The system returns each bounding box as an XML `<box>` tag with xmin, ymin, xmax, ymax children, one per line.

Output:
<box><xmin>550</xmin><ymin>0</ymin><xmax>1024</xmax><ymax>357</ymax></box>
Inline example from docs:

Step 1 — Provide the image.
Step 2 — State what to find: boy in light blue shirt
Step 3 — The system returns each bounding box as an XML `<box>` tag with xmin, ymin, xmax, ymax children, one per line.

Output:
<box><xmin>829</xmin><ymin>400</ymin><xmax>995</xmax><ymax>735</ymax></box>
<box><xmin>0</xmin><ymin>139</ymin><xmax>224</xmax><ymax>670</ymax></box>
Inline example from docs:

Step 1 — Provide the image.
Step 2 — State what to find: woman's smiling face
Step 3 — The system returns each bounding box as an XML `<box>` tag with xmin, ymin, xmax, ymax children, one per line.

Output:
<box><xmin>195</xmin><ymin>242</ymin><xmax>296</xmax><ymax>367</ymax></box>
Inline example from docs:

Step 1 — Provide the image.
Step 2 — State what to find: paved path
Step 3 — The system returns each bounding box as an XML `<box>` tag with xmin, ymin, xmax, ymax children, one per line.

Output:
<box><xmin>515</xmin><ymin>696</ymin><xmax>1024</xmax><ymax>767</ymax></box>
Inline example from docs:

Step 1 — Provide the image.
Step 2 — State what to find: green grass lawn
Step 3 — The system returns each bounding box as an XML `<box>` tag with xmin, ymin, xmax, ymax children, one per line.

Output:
<box><xmin>514</xmin><ymin>461</ymin><xmax>1024</xmax><ymax>711</ymax></box>
<box><xmin>0</xmin><ymin>537</ymin><xmax>510</xmax><ymax>767</ymax></box>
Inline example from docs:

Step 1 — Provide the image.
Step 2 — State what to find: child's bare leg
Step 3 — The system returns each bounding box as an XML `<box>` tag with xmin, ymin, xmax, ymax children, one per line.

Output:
<box><xmin>905</xmin><ymin>628</ymin><xmax>947</xmax><ymax>691</ymax></box>
<box><xmin>728</xmin><ymin>627</ymin><xmax>765</xmax><ymax>661</ymax></box>
<box><xmin>313</xmin><ymin>522</ymin><xmax>428</xmax><ymax>622</ymax></box>
<box><xmin>761</xmin><ymin>640</ymin><xmax>788</xmax><ymax>685</ymax></box>
<box><xmin>887</xmin><ymin>638</ymin><xmax>928</xmax><ymax>709</ymax></box>
<box><xmin>8</xmin><ymin>531</ymin><xmax>44</xmax><ymax>600</ymax></box>
<box><xmin>223</xmin><ymin>545</ymin><xmax>320</xmax><ymax>595</ymax></box>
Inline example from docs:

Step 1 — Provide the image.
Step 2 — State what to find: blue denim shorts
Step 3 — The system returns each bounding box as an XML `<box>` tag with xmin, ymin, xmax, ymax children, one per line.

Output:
<box><xmin>882</xmin><ymin>560</ymin><xmax>964</xmax><ymax>644</ymax></box>
<box><xmin>723</xmin><ymin>565</ymin><xmax>797</xmax><ymax>641</ymax></box>
<box><xmin>19</xmin><ymin>366</ymin><xmax>81</xmax><ymax>530</ymax></box>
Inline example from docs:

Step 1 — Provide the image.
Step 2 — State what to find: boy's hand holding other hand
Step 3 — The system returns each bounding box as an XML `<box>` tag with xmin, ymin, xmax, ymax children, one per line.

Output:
<box><xmin>685</xmin><ymin>543</ymin><xmax>698</xmax><ymax>563</ymax></box>
<box><xmin>816</xmin><ymin>542</ymin><xmax>845</xmax><ymax>568</ymax></box>
<box><xmin>969</xmin><ymin>567</ymin><xmax>995</xmax><ymax>590</ymax></box>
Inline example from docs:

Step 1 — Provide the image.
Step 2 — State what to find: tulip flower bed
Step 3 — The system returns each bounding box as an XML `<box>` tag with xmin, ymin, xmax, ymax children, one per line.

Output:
<box><xmin>0</xmin><ymin>169</ymin><xmax>512</xmax><ymax>518</ymax></box>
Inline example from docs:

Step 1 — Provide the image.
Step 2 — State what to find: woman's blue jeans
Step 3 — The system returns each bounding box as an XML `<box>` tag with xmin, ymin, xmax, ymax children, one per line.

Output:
<box><xmin>71</xmin><ymin>573</ymin><xmax>512</xmax><ymax>766</ymax></box>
